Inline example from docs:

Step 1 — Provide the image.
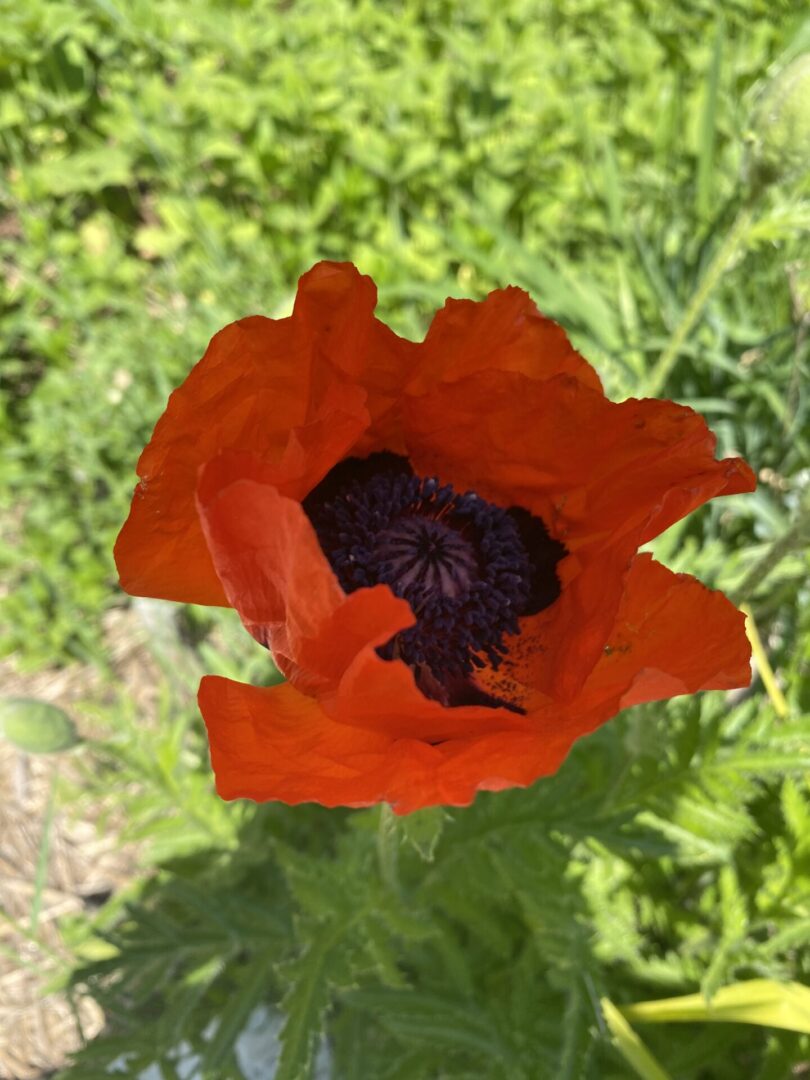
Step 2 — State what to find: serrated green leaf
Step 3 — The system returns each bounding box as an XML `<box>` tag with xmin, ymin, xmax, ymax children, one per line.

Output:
<box><xmin>400</xmin><ymin>806</ymin><xmax>446</xmax><ymax>862</ymax></box>
<box><xmin>345</xmin><ymin>989</ymin><xmax>513</xmax><ymax>1061</ymax></box>
<box><xmin>200</xmin><ymin>952</ymin><xmax>274</xmax><ymax>1073</ymax></box>
<box><xmin>276</xmin><ymin>919</ymin><xmax>353</xmax><ymax>1080</ymax></box>
<box><xmin>557</xmin><ymin>977</ymin><xmax>592</xmax><ymax>1080</ymax></box>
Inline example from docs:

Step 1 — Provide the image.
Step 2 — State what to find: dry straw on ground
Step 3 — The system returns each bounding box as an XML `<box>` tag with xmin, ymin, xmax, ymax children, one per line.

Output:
<box><xmin>0</xmin><ymin>609</ymin><xmax>158</xmax><ymax>1079</ymax></box>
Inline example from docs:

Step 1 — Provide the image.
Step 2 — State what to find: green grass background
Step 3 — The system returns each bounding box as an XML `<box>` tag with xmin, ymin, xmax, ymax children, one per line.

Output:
<box><xmin>1</xmin><ymin>1</ymin><xmax>809</xmax><ymax>1077</ymax></box>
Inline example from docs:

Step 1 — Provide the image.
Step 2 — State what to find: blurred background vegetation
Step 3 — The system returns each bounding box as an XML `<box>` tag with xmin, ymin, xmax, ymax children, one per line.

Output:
<box><xmin>0</xmin><ymin>1</ymin><xmax>808</xmax><ymax>1078</ymax></box>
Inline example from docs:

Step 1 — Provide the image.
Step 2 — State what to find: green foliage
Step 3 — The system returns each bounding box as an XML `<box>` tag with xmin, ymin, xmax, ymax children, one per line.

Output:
<box><xmin>2</xmin><ymin>0</ymin><xmax>808</xmax><ymax>661</ymax></box>
<box><xmin>51</xmin><ymin>646</ymin><xmax>810</xmax><ymax>1078</ymax></box>
<box><xmin>1</xmin><ymin>0</ymin><xmax>809</xmax><ymax>1077</ymax></box>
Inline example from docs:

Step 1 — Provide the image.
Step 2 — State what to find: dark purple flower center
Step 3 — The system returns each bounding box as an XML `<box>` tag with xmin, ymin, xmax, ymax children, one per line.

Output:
<box><xmin>303</xmin><ymin>453</ymin><xmax>565</xmax><ymax>710</ymax></box>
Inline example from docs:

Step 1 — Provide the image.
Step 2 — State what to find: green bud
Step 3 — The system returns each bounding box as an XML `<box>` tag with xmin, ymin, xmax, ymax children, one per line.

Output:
<box><xmin>0</xmin><ymin>698</ymin><xmax>81</xmax><ymax>754</ymax></box>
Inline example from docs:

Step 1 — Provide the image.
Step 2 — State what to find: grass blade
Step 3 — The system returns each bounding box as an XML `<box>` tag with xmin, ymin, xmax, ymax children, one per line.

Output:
<box><xmin>31</xmin><ymin>766</ymin><xmax>59</xmax><ymax>934</ymax></box>
<box><xmin>697</xmin><ymin>20</ymin><xmax>725</xmax><ymax>221</ymax></box>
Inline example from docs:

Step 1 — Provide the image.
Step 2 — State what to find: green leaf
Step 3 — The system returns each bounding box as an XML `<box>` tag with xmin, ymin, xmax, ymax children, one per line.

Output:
<box><xmin>621</xmin><ymin>980</ymin><xmax>810</xmax><ymax>1034</ymax></box>
<box><xmin>25</xmin><ymin>147</ymin><xmax>133</xmax><ymax>197</ymax></box>
<box><xmin>345</xmin><ymin>989</ymin><xmax>511</xmax><ymax>1062</ymax></box>
<box><xmin>276</xmin><ymin>918</ymin><xmax>353</xmax><ymax>1080</ymax></box>
<box><xmin>200</xmin><ymin>952</ymin><xmax>274</xmax><ymax>1074</ymax></box>
<box><xmin>400</xmin><ymin>807</ymin><xmax>446</xmax><ymax>862</ymax></box>
<box><xmin>0</xmin><ymin>698</ymin><xmax>81</xmax><ymax>754</ymax></box>
<box><xmin>557</xmin><ymin>977</ymin><xmax>592</xmax><ymax>1080</ymax></box>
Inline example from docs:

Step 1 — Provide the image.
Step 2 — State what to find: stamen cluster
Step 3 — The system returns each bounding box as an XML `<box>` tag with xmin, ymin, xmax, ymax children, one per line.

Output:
<box><xmin>304</xmin><ymin>454</ymin><xmax>534</xmax><ymax>685</ymax></box>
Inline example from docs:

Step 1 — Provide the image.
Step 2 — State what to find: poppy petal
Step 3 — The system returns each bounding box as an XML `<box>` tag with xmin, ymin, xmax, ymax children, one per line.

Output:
<box><xmin>582</xmin><ymin>552</ymin><xmax>751</xmax><ymax>710</ymax></box>
<box><xmin>404</xmin><ymin>369</ymin><xmax>754</xmax><ymax>543</ymax></box>
<box><xmin>198</xmin><ymin>554</ymin><xmax>749</xmax><ymax>815</ymax></box>
<box><xmin>198</xmin><ymin>667</ymin><xmax>608</xmax><ymax>813</ymax></box>
<box><xmin>199</xmin><ymin>673</ymin><xmax>575</xmax><ymax>813</ymax></box>
<box><xmin>329</xmin><ymin>640</ymin><xmax>533</xmax><ymax>742</ymax></box>
<box><xmin>195</xmin><ymin>455</ymin><xmax>415</xmax><ymax>696</ymax></box>
<box><xmin>404</xmin><ymin>369</ymin><xmax>754</xmax><ymax>698</ymax></box>
<box><xmin>483</xmin><ymin>550</ymin><xmax>751</xmax><ymax>727</ymax></box>
<box><xmin>409</xmin><ymin>286</ymin><xmax>603</xmax><ymax>395</ymax></box>
<box><xmin>462</xmin><ymin>555</ymin><xmax>751</xmax><ymax>803</ymax></box>
<box><xmin>115</xmin><ymin>261</ymin><xmax>417</xmax><ymax>607</ymax></box>
<box><xmin>199</xmin><ymin>675</ymin><xmax>444</xmax><ymax>810</ymax></box>
<box><xmin>115</xmin><ymin>319</ymin><xmax>368</xmax><ymax>606</ymax></box>
<box><xmin>293</xmin><ymin>260</ymin><xmax>420</xmax><ymax>455</ymax></box>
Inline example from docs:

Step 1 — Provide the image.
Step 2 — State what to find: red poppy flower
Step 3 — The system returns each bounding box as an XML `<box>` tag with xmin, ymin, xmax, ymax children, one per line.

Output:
<box><xmin>115</xmin><ymin>261</ymin><xmax>755</xmax><ymax>814</ymax></box>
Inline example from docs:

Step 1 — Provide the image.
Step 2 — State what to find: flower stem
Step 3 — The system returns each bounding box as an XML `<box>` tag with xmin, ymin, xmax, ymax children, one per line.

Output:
<box><xmin>643</xmin><ymin>202</ymin><xmax>754</xmax><ymax>398</ymax></box>
<box><xmin>731</xmin><ymin>498</ymin><xmax>810</xmax><ymax>606</ymax></box>
<box><xmin>377</xmin><ymin>802</ymin><xmax>400</xmax><ymax>892</ymax></box>
<box><xmin>741</xmin><ymin>605</ymin><xmax>789</xmax><ymax>718</ymax></box>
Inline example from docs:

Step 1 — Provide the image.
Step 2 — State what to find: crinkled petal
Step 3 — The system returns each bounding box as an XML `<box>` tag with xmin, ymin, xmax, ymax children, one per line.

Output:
<box><xmin>115</xmin><ymin>320</ymin><xmax>366</xmax><ymax>605</ymax></box>
<box><xmin>409</xmin><ymin>286</ymin><xmax>603</xmax><ymax>395</ymax></box>
<box><xmin>435</xmin><ymin>555</ymin><xmax>751</xmax><ymax>808</ymax></box>
<box><xmin>404</xmin><ymin>369</ymin><xmax>754</xmax><ymax>544</ymax></box>
<box><xmin>195</xmin><ymin>455</ymin><xmax>415</xmax><ymax>696</ymax></box>
<box><xmin>581</xmin><ymin>552</ymin><xmax>751</xmax><ymax>710</ymax></box>
<box><xmin>116</xmin><ymin>261</ymin><xmax>416</xmax><ymax>606</ymax></box>
<box><xmin>199</xmin><ymin>675</ymin><xmax>571</xmax><ymax>813</ymax></box>
<box><xmin>479</xmin><ymin>551</ymin><xmax>751</xmax><ymax>719</ymax></box>
<box><xmin>404</xmin><ymin>369</ymin><xmax>754</xmax><ymax>698</ymax></box>
<box><xmin>328</xmin><ymin>641</ymin><xmax>533</xmax><ymax>742</ymax></box>
<box><xmin>293</xmin><ymin>261</ymin><xmax>420</xmax><ymax>454</ymax></box>
<box><xmin>198</xmin><ymin>556</ymin><xmax>749</xmax><ymax>815</ymax></box>
<box><xmin>199</xmin><ymin>675</ymin><xmax>445</xmax><ymax>810</ymax></box>
<box><xmin>196</xmin><ymin>452</ymin><xmax>530</xmax><ymax>741</ymax></box>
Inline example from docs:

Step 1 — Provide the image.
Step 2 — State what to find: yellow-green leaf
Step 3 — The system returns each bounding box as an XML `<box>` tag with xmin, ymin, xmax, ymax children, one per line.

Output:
<box><xmin>600</xmin><ymin>998</ymin><xmax>672</xmax><ymax>1080</ymax></box>
<box><xmin>621</xmin><ymin>980</ymin><xmax>810</xmax><ymax>1033</ymax></box>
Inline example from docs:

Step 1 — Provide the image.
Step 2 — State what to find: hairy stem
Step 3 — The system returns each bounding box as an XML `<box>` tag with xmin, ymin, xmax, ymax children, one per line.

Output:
<box><xmin>731</xmin><ymin>499</ymin><xmax>810</xmax><ymax>606</ymax></box>
<box><xmin>644</xmin><ymin>203</ymin><xmax>755</xmax><ymax>397</ymax></box>
<box><xmin>377</xmin><ymin>802</ymin><xmax>400</xmax><ymax>892</ymax></box>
